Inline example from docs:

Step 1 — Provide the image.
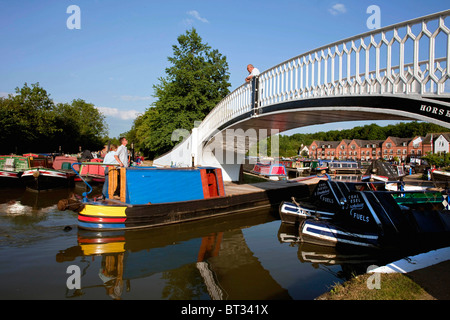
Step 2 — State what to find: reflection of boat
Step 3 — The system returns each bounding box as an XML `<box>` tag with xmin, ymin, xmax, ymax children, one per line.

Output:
<box><xmin>55</xmin><ymin>207</ymin><xmax>285</xmax><ymax>300</ymax></box>
<box><xmin>277</xmin><ymin>223</ymin><xmax>404</xmax><ymax>282</ymax></box>
<box><xmin>280</xmin><ymin>178</ymin><xmax>450</xmax><ymax>251</ymax></box>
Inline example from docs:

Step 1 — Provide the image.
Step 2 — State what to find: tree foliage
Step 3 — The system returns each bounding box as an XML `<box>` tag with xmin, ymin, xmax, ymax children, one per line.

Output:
<box><xmin>271</xmin><ymin>122</ymin><xmax>449</xmax><ymax>158</ymax></box>
<box><xmin>131</xmin><ymin>28</ymin><xmax>231</xmax><ymax>158</ymax></box>
<box><xmin>0</xmin><ymin>82</ymin><xmax>108</xmax><ymax>154</ymax></box>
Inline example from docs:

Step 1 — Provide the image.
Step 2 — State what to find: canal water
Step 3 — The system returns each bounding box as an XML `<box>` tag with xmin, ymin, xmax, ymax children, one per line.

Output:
<box><xmin>0</xmin><ymin>182</ymin><xmax>404</xmax><ymax>300</ymax></box>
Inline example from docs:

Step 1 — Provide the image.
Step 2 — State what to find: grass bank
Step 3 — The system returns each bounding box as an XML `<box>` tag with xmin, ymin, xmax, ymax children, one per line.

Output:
<box><xmin>316</xmin><ymin>272</ymin><xmax>435</xmax><ymax>300</ymax></box>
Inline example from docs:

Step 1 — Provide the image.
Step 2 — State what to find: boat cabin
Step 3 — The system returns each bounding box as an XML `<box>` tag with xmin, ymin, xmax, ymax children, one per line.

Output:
<box><xmin>22</xmin><ymin>154</ymin><xmax>53</xmax><ymax>169</ymax></box>
<box><xmin>251</xmin><ymin>163</ymin><xmax>287</xmax><ymax>178</ymax></box>
<box><xmin>328</xmin><ymin>161</ymin><xmax>361</xmax><ymax>174</ymax></box>
<box><xmin>105</xmin><ymin>166</ymin><xmax>225</xmax><ymax>204</ymax></box>
<box><xmin>53</xmin><ymin>155</ymin><xmax>79</xmax><ymax>171</ymax></box>
<box><xmin>0</xmin><ymin>155</ymin><xmax>30</xmax><ymax>171</ymax></box>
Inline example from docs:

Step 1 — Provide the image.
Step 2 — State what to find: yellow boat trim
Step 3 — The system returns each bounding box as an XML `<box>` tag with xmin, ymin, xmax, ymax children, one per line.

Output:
<box><xmin>81</xmin><ymin>204</ymin><xmax>127</xmax><ymax>217</ymax></box>
<box><xmin>81</xmin><ymin>242</ymin><xmax>125</xmax><ymax>255</ymax></box>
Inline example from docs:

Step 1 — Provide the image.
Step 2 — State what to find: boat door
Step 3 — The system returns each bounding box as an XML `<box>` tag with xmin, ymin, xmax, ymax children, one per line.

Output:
<box><xmin>200</xmin><ymin>168</ymin><xmax>225</xmax><ymax>198</ymax></box>
<box><xmin>207</xmin><ymin>170</ymin><xmax>218</xmax><ymax>197</ymax></box>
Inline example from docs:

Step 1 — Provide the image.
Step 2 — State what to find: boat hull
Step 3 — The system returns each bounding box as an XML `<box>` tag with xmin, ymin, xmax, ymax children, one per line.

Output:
<box><xmin>279</xmin><ymin>201</ymin><xmax>335</xmax><ymax>224</ymax></box>
<box><xmin>431</xmin><ymin>170</ymin><xmax>450</xmax><ymax>189</ymax></box>
<box><xmin>300</xmin><ymin>220</ymin><xmax>380</xmax><ymax>249</ymax></box>
<box><xmin>74</xmin><ymin>182</ymin><xmax>313</xmax><ymax>231</ymax></box>
<box><xmin>21</xmin><ymin>168</ymin><xmax>75</xmax><ymax>191</ymax></box>
<box><xmin>0</xmin><ymin>170</ymin><xmax>23</xmax><ymax>187</ymax></box>
<box><xmin>75</xmin><ymin>174</ymin><xmax>105</xmax><ymax>184</ymax></box>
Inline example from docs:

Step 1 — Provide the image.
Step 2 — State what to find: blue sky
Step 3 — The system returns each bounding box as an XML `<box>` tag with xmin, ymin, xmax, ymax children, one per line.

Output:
<box><xmin>1</xmin><ymin>1</ymin><xmax>449</xmax><ymax>137</ymax></box>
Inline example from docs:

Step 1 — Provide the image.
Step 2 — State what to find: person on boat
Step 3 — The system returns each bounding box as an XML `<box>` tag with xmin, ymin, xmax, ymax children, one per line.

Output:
<box><xmin>113</xmin><ymin>137</ymin><xmax>129</xmax><ymax>198</ymax></box>
<box><xmin>102</xmin><ymin>144</ymin><xmax>118</xmax><ymax>199</ymax></box>
<box><xmin>245</xmin><ymin>64</ymin><xmax>260</xmax><ymax>83</ymax></box>
<box><xmin>115</xmin><ymin>137</ymin><xmax>129</xmax><ymax>168</ymax></box>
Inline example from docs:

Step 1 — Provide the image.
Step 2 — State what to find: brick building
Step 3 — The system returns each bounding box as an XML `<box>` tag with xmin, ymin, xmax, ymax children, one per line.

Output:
<box><xmin>307</xmin><ymin>132</ymin><xmax>450</xmax><ymax>162</ymax></box>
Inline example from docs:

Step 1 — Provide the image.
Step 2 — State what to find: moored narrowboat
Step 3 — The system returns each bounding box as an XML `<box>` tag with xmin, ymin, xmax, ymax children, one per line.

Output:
<box><xmin>0</xmin><ymin>155</ymin><xmax>30</xmax><ymax>186</ymax></box>
<box><xmin>76</xmin><ymin>159</ymin><xmax>105</xmax><ymax>184</ymax></box>
<box><xmin>251</xmin><ymin>162</ymin><xmax>287</xmax><ymax>179</ymax></box>
<box><xmin>21</xmin><ymin>154</ymin><xmax>76</xmax><ymax>191</ymax></box>
<box><xmin>60</xmin><ymin>166</ymin><xmax>227</xmax><ymax>230</ymax></box>
<box><xmin>431</xmin><ymin>169</ymin><xmax>450</xmax><ymax>189</ymax></box>
<box><xmin>328</xmin><ymin>161</ymin><xmax>362</xmax><ymax>174</ymax></box>
<box><xmin>58</xmin><ymin>165</ymin><xmax>317</xmax><ymax>231</ymax></box>
<box><xmin>280</xmin><ymin>178</ymin><xmax>450</xmax><ymax>251</ymax></box>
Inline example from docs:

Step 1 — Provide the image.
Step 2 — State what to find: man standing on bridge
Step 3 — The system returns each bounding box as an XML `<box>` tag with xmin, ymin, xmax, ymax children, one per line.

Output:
<box><xmin>245</xmin><ymin>64</ymin><xmax>260</xmax><ymax>83</ymax></box>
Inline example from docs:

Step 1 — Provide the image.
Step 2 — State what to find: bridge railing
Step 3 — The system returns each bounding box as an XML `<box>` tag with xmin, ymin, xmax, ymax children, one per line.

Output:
<box><xmin>198</xmin><ymin>9</ymin><xmax>450</xmax><ymax>144</ymax></box>
<box><xmin>198</xmin><ymin>79</ymin><xmax>254</xmax><ymax>143</ymax></box>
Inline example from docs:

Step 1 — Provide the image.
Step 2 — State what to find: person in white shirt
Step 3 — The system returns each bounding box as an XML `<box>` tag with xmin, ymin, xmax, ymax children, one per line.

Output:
<box><xmin>245</xmin><ymin>64</ymin><xmax>260</xmax><ymax>83</ymax></box>
<box><xmin>102</xmin><ymin>144</ymin><xmax>118</xmax><ymax>199</ymax></box>
<box><xmin>112</xmin><ymin>137</ymin><xmax>129</xmax><ymax>198</ymax></box>
<box><xmin>115</xmin><ymin>137</ymin><xmax>129</xmax><ymax>167</ymax></box>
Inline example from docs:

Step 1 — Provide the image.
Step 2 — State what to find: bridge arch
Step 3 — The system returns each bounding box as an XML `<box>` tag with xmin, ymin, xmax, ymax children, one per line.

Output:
<box><xmin>154</xmin><ymin>10</ymin><xmax>450</xmax><ymax>181</ymax></box>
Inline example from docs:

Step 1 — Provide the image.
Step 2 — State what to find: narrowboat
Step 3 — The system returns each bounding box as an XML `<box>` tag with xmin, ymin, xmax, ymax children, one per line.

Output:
<box><xmin>431</xmin><ymin>169</ymin><xmax>450</xmax><ymax>189</ymax></box>
<box><xmin>279</xmin><ymin>179</ymin><xmax>352</xmax><ymax>224</ymax></box>
<box><xmin>21</xmin><ymin>154</ymin><xmax>76</xmax><ymax>191</ymax></box>
<box><xmin>280</xmin><ymin>178</ymin><xmax>450</xmax><ymax>250</ymax></box>
<box><xmin>328</xmin><ymin>161</ymin><xmax>362</xmax><ymax>174</ymax></box>
<box><xmin>295</xmin><ymin>160</ymin><xmax>312</xmax><ymax>174</ymax></box>
<box><xmin>0</xmin><ymin>155</ymin><xmax>29</xmax><ymax>187</ymax></box>
<box><xmin>76</xmin><ymin>159</ymin><xmax>105</xmax><ymax>184</ymax></box>
<box><xmin>251</xmin><ymin>162</ymin><xmax>287</xmax><ymax>179</ymax></box>
<box><xmin>58</xmin><ymin>165</ymin><xmax>315</xmax><ymax>231</ymax></box>
<box><xmin>362</xmin><ymin>160</ymin><xmax>406</xmax><ymax>182</ymax></box>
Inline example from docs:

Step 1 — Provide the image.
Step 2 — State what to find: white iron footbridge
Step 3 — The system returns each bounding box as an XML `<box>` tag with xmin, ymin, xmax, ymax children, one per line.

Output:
<box><xmin>155</xmin><ymin>10</ymin><xmax>450</xmax><ymax>181</ymax></box>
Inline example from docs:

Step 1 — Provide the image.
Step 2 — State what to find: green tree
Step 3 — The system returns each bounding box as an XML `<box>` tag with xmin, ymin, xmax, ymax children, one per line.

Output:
<box><xmin>0</xmin><ymin>82</ymin><xmax>57</xmax><ymax>152</ymax></box>
<box><xmin>0</xmin><ymin>83</ymin><xmax>108</xmax><ymax>154</ymax></box>
<box><xmin>135</xmin><ymin>28</ymin><xmax>231</xmax><ymax>157</ymax></box>
<box><xmin>53</xmin><ymin>99</ymin><xmax>108</xmax><ymax>152</ymax></box>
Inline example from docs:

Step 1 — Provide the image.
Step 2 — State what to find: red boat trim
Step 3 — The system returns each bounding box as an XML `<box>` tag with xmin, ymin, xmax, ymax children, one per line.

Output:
<box><xmin>78</xmin><ymin>215</ymin><xmax>127</xmax><ymax>223</ymax></box>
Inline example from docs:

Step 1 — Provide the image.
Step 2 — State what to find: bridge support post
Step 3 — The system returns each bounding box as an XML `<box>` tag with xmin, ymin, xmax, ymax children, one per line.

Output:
<box><xmin>251</xmin><ymin>76</ymin><xmax>260</xmax><ymax>117</ymax></box>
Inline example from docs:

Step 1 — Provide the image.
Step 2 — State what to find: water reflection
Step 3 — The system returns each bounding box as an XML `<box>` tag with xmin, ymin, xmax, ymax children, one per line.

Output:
<box><xmin>56</xmin><ymin>209</ymin><xmax>292</xmax><ymax>300</ymax></box>
<box><xmin>54</xmin><ymin>210</ymin><xmax>402</xmax><ymax>300</ymax></box>
<box><xmin>0</xmin><ymin>179</ymin><xmax>413</xmax><ymax>300</ymax></box>
<box><xmin>278</xmin><ymin>223</ymin><xmax>381</xmax><ymax>281</ymax></box>
<box><xmin>277</xmin><ymin>223</ymin><xmax>412</xmax><ymax>285</ymax></box>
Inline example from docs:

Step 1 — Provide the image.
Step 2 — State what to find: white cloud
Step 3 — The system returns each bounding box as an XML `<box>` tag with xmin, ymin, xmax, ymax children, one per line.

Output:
<box><xmin>329</xmin><ymin>4</ymin><xmax>347</xmax><ymax>15</ymax></box>
<box><xmin>96</xmin><ymin>106</ymin><xmax>141</xmax><ymax>120</ymax></box>
<box><xmin>186</xmin><ymin>10</ymin><xmax>209</xmax><ymax>23</ymax></box>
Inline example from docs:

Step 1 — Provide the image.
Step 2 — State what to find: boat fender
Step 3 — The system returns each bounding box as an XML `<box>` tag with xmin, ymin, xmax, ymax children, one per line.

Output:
<box><xmin>32</xmin><ymin>170</ymin><xmax>40</xmax><ymax>178</ymax></box>
<box><xmin>57</xmin><ymin>198</ymin><xmax>85</xmax><ymax>212</ymax></box>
